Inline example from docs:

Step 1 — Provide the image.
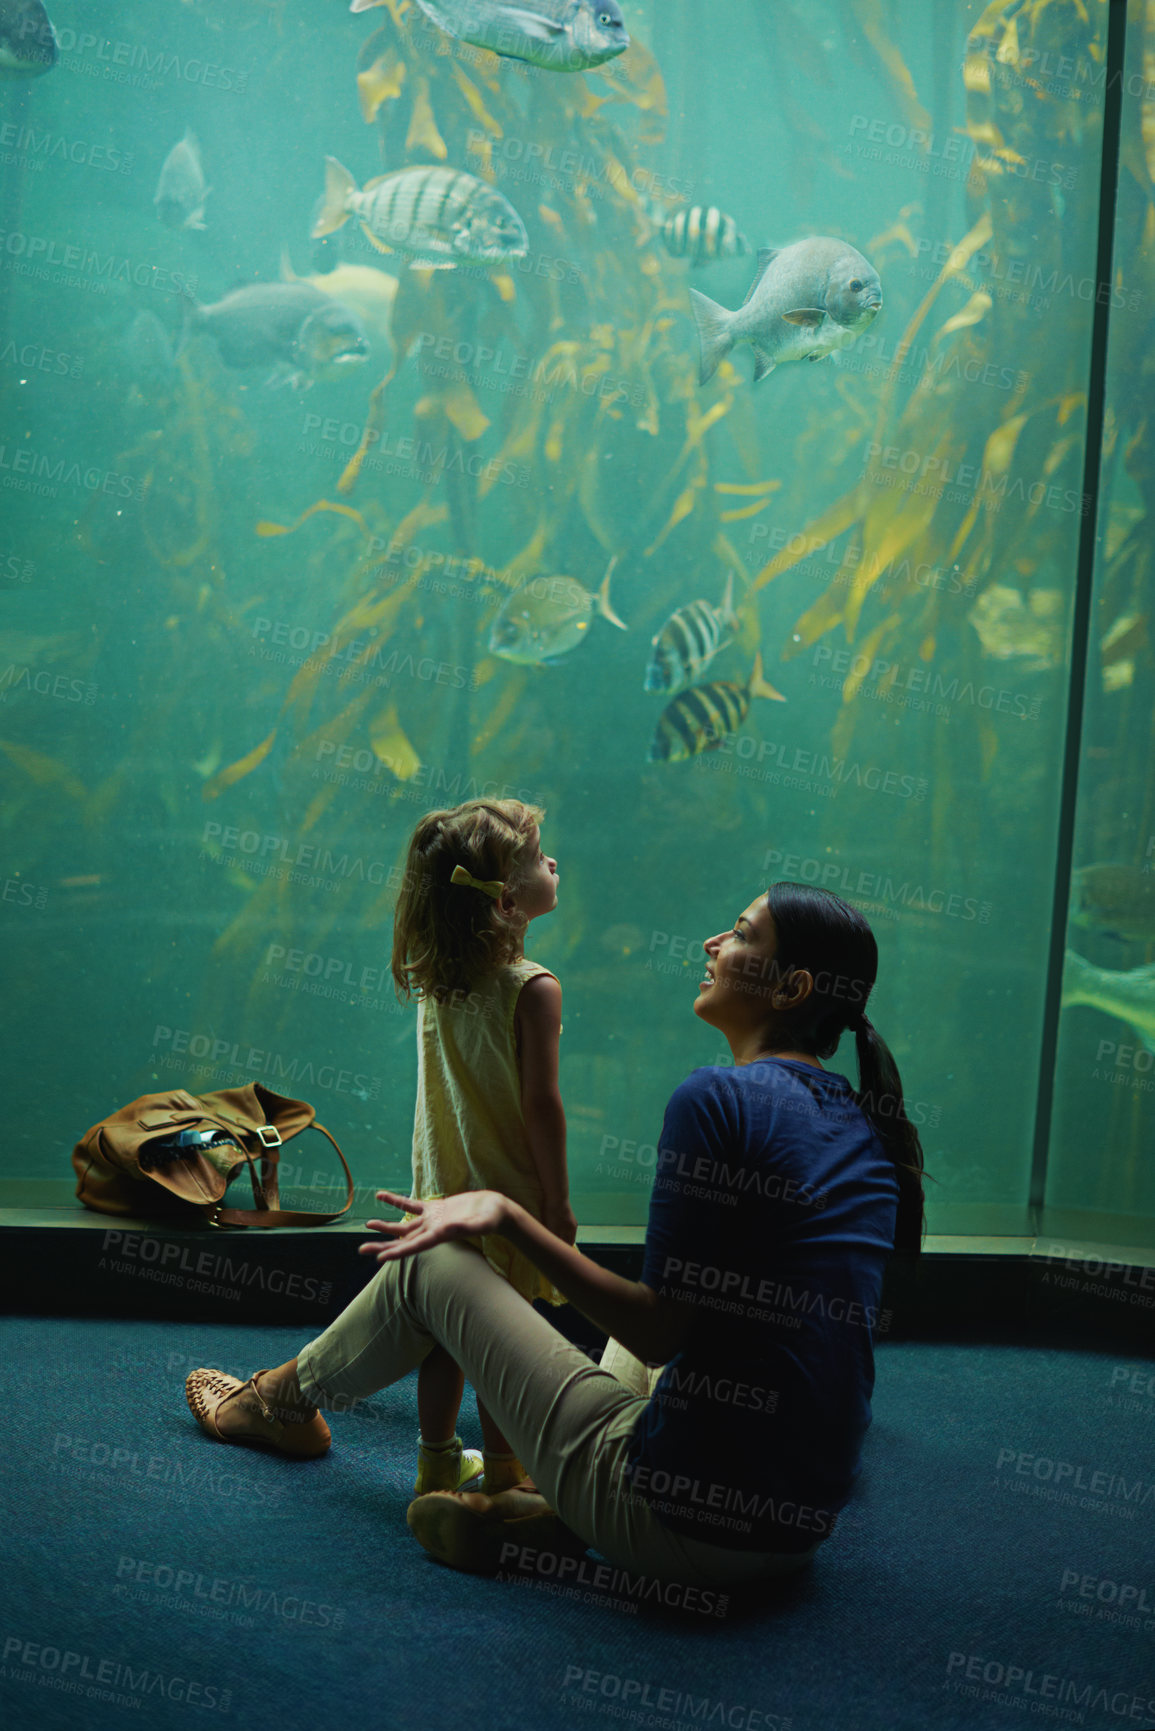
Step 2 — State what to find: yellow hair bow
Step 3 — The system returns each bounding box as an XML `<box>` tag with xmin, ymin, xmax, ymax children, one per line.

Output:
<box><xmin>450</xmin><ymin>864</ymin><xmax>504</xmax><ymax>899</ymax></box>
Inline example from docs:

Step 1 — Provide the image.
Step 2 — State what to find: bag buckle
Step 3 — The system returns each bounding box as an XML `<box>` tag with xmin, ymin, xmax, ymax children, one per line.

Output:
<box><xmin>255</xmin><ymin>1124</ymin><xmax>282</xmax><ymax>1149</ymax></box>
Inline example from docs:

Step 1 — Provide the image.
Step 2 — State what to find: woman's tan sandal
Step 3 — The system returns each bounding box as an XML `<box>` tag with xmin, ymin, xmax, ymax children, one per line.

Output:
<box><xmin>406</xmin><ymin>1487</ymin><xmax>588</xmax><ymax>1576</ymax></box>
<box><xmin>185</xmin><ymin>1368</ymin><xmax>331</xmax><ymax>1459</ymax></box>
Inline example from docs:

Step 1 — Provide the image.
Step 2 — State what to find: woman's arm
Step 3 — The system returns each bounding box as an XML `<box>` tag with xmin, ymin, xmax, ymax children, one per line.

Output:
<box><xmin>363</xmin><ymin>1190</ymin><xmax>694</xmax><ymax>1366</ymax></box>
<box><xmin>514</xmin><ymin>974</ymin><xmax>576</xmax><ymax>1243</ymax></box>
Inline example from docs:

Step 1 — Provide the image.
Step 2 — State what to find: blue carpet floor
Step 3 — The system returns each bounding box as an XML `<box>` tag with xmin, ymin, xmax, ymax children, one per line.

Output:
<box><xmin>2</xmin><ymin>1319</ymin><xmax>1153</xmax><ymax>1731</ymax></box>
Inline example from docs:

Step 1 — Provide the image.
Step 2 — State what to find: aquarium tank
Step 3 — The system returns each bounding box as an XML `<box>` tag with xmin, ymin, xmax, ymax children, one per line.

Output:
<box><xmin>1</xmin><ymin>0</ymin><xmax>1152</xmax><ymax>1251</ymax></box>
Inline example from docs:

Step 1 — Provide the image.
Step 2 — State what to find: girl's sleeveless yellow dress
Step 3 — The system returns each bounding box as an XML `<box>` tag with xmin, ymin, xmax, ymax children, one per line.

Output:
<box><xmin>410</xmin><ymin>958</ymin><xmax>566</xmax><ymax>1307</ymax></box>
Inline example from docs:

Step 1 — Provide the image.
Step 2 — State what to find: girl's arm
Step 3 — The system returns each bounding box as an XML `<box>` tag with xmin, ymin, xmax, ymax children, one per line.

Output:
<box><xmin>514</xmin><ymin>974</ymin><xmax>575</xmax><ymax>1242</ymax></box>
<box><xmin>363</xmin><ymin>1190</ymin><xmax>695</xmax><ymax>1366</ymax></box>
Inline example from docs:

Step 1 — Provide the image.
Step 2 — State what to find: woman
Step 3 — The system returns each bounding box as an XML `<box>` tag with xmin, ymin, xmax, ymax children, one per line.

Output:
<box><xmin>185</xmin><ymin>882</ymin><xmax>926</xmax><ymax>1589</ymax></box>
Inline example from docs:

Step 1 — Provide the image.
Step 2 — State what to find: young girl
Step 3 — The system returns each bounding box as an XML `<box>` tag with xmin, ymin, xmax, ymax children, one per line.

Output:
<box><xmin>391</xmin><ymin>798</ymin><xmax>576</xmax><ymax>1498</ymax></box>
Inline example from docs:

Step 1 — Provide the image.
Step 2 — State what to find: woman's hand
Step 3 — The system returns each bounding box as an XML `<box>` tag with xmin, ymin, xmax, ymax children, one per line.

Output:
<box><xmin>358</xmin><ymin>1190</ymin><xmax>510</xmax><ymax>1265</ymax></box>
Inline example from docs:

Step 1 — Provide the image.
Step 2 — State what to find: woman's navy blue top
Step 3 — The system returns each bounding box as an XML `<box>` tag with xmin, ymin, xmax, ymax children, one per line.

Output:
<box><xmin>625</xmin><ymin>1059</ymin><xmax>899</xmax><ymax>1553</ymax></box>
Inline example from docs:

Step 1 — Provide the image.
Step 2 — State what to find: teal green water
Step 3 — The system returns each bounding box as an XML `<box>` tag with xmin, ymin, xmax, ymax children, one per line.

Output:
<box><xmin>1</xmin><ymin>0</ymin><xmax>1152</xmax><ymax>1242</ymax></box>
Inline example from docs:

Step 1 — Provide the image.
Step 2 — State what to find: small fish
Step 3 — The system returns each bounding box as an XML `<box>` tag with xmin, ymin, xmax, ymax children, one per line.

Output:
<box><xmin>0</xmin><ymin>0</ymin><xmax>57</xmax><ymax>77</ymax></box>
<box><xmin>968</xmin><ymin>584</ymin><xmax>1065</xmax><ymax>670</ymax></box>
<box><xmin>351</xmin><ymin>0</ymin><xmax>629</xmax><ymax>72</ymax></box>
<box><xmin>649</xmin><ymin>202</ymin><xmax>750</xmax><ymax>266</ymax></box>
<box><xmin>1071</xmin><ymin>864</ymin><xmax>1155</xmax><ymax>946</ymax></box>
<box><xmin>155</xmin><ymin>130</ymin><xmax>211</xmax><ymax>232</ymax></box>
<box><xmin>690</xmin><ymin>237</ymin><xmax>883</xmax><ymax>387</ymax></box>
<box><xmin>648</xmin><ymin>653</ymin><xmax>785</xmax><ymax>764</ymax></box>
<box><xmin>180</xmin><ymin>283</ymin><xmax>370</xmax><ymax>384</ymax></box>
<box><xmin>312</xmin><ymin>158</ymin><xmax>528</xmax><ymax>270</ymax></box>
<box><xmin>645</xmin><ymin>574</ymin><xmax>740</xmax><ymax>694</ymax></box>
<box><xmin>282</xmin><ymin>252</ymin><xmax>399</xmax><ymax>349</ymax></box>
<box><xmin>489</xmin><ymin>559</ymin><xmax>626</xmax><ymax>665</ymax></box>
<box><xmin>1062</xmin><ymin>949</ymin><xmax>1155</xmax><ymax>1053</ymax></box>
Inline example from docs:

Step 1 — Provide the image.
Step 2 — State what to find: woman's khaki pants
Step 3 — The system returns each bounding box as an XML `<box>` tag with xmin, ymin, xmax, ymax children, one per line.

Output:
<box><xmin>296</xmin><ymin>1241</ymin><xmax>822</xmax><ymax>1590</ymax></box>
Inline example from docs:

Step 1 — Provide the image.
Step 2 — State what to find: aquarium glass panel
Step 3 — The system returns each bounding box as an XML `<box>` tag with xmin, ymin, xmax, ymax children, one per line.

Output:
<box><xmin>0</xmin><ymin>0</ymin><xmax>1130</xmax><ymax>1243</ymax></box>
<box><xmin>1044</xmin><ymin>3</ymin><xmax>1155</xmax><ymax>1251</ymax></box>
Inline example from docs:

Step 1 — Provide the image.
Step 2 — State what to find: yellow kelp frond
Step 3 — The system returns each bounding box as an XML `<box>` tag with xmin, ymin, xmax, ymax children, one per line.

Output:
<box><xmin>406</xmin><ymin>77</ymin><xmax>448</xmax><ymax>159</ymax></box>
<box><xmin>0</xmin><ymin>740</ymin><xmax>87</xmax><ymax>802</ymax></box>
<box><xmin>370</xmin><ymin>702</ymin><xmax>422</xmax><ymax>779</ymax></box>
<box><xmin>203</xmin><ymin>731</ymin><xmax>277</xmax><ymax>801</ymax></box>
<box><xmin>848</xmin><ymin>0</ymin><xmax>932</xmax><ymax>136</ymax></box>
<box><xmin>357</xmin><ymin>45</ymin><xmax>406</xmax><ymax>124</ymax></box>
<box><xmin>451</xmin><ymin>64</ymin><xmax>502</xmax><ymax>137</ymax></box>
<box><xmin>750</xmin><ymin>486</ymin><xmax>863</xmax><ymax>597</ymax></box>
<box><xmin>256</xmin><ymin>499</ymin><xmax>372</xmax><ymax>539</ymax></box>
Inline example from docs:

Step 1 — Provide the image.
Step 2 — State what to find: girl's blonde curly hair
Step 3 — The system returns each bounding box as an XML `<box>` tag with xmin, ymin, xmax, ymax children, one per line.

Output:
<box><xmin>391</xmin><ymin>798</ymin><xmax>546</xmax><ymax>1001</ymax></box>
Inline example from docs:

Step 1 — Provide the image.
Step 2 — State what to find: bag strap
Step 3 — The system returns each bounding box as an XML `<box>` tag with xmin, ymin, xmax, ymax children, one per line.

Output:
<box><xmin>212</xmin><ymin>1122</ymin><xmax>356</xmax><ymax>1229</ymax></box>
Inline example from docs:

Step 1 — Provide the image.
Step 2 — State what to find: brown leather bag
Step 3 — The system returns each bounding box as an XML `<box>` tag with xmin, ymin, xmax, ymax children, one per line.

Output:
<box><xmin>72</xmin><ymin>1083</ymin><xmax>355</xmax><ymax>1228</ymax></box>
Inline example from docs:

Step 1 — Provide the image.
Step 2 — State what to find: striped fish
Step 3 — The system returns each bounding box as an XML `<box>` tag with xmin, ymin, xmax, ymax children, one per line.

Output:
<box><xmin>312</xmin><ymin>158</ymin><xmax>528</xmax><ymax>269</ymax></box>
<box><xmin>657</xmin><ymin>205</ymin><xmax>750</xmax><ymax>266</ymax></box>
<box><xmin>648</xmin><ymin>653</ymin><xmax>785</xmax><ymax>764</ymax></box>
<box><xmin>645</xmin><ymin>574</ymin><xmax>739</xmax><ymax>695</ymax></box>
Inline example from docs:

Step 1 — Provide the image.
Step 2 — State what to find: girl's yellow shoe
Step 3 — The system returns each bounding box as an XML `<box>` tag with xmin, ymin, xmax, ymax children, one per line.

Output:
<box><xmin>414</xmin><ymin>1435</ymin><xmax>484</xmax><ymax>1495</ymax></box>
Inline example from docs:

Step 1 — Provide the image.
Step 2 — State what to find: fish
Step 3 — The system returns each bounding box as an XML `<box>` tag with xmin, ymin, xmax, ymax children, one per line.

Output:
<box><xmin>121</xmin><ymin>309</ymin><xmax>176</xmax><ymax>382</ymax></box>
<box><xmin>968</xmin><ymin>584</ymin><xmax>1065</xmax><ymax>670</ymax></box>
<box><xmin>647</xmin><ymin>201</ymin><xmax>750</xmax><ymax>266</ymax></box>
<box><xmin>645</xmin><ymin>574</ymin><xmax>740</xmax><ymax>694</ymax></box>
<box><xmin>312</xmin><ymin>159</ymin><xmax>528</xmax><ymax>270</ymax></box>
<box><xmin>488</xmin><ymin>559</ymin><xmax>626</xmax><ymax>665</ymax></box>
<box><xmin>179</xmin><ymin>283</ymin><xmax>370</xmax><ymax>384</ymax></box>
<box><xmin>1062</xmin><ymin>949</ymin><xmax>1155</xmax><ymax>1053</ymax></box>
<box><xmin>281</xmin><ymin>252</ymin><xmax>399</xmax><ymax>348</ymax></box>
<box><xmin>690</xmin><ymin>237</ymin><xmax>883</xmax><ymax>386</ymax></box>
<box><xmin>1071</xmin><ymin>863</ymin><xmax>1155</xmax><ymax>946</ymax></box>
<box><xmin>154</xmin><ymin>131</ymin><xmax>211</xmax><ymax>232</ymax></box>
<box><xmin>648</xmin><ymin>653</ymin><xmax>786</xmax><ymax>763</ymax></box>
<box><xmin>351</xmin><ymin>0</ymin><xmax>630</xmax><ymax>72</ymax></box>
<box><xmin>0</xmin><ymin>0</ymin><xmax>57</xmax><ymax>76</ymax></box>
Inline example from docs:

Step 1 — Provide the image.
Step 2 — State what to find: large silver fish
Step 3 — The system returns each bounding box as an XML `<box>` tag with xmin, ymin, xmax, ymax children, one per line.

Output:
<box><xmin>489</xmin><ymin>560</ymin><xmax>626</xmax><ymax>665</ymax></box>
<box><xmin>155</xmin><ymin>130</ymin><xmax>211</xmax><ymax>232</ymax></box>
<box><xmin>646</xmin><ymin>575</ymin><xmax>740</xmax><ymax>694</ymax></box>
<box><xmin>0</xmin><ymin>0</ymin><xmax>56</xmax><ymax>76</ymax></box>
<box><xmin>1062</xmin><ymin>949</ymin><xmax>1155</xmax><ymax>1053</ymax></box>
<box><xmin>690</xmin><ymin>237</ymin><xmax>883</xmax><ymax>386</ymax></box>
<box><xmin>312</xmin><ymin>159</ymin><xmax>527</xmax><ymax>269</ymax></box>
<box><xmin>180</xmin><ymin>283</ymin><xmax>370</xmax><ymax>384</ymax></box>
<box><xmin>351</xmin><ymin>0</ymin><xmax>629</xmax><ymax>71</ymax></box>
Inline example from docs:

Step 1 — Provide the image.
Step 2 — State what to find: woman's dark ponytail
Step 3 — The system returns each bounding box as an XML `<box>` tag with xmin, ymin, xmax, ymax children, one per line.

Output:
<box><xmin>765</xmin><ymin>884</ymin><xmax>928</xmax><ymax>1257</ymax></box>
<box><xmin>851</xmin><ymin>1015</ymin><xmax>926</xmax><ymax>1255</ymax></box>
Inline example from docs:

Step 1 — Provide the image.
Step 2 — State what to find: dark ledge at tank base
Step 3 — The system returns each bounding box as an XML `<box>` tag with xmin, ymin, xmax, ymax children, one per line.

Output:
<box><xmin>1</xmin><ymin>1209</ymin><xmax>1153</xmax><ymax>1351</ymax></box>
